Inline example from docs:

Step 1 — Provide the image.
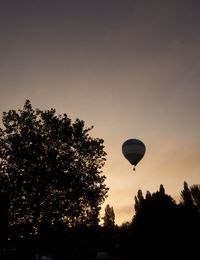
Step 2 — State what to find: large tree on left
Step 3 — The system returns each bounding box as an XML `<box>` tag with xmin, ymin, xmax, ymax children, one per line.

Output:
<box><xmin>0</xmin><ymin>100</ymin><xmax>108</xmax><ymax>233</ymax></box>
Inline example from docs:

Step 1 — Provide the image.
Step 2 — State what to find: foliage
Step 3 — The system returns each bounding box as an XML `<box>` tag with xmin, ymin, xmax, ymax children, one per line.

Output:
<box><xmin>0</xmin><ymin>100</ymin><xmax>108</xmax><ymax>232</ymax></box>
<box><xmin>190</xmin><ymin>184</ymin><xmax>200</xmax><ymax>211</ymax></box>
<box><xmin>133</xmin><ymin>184</ymin><xmax>177</xmax><ymax>229</ymax></box>
<box><xmin>130</xmin><ymin>183</ymin><xmax>200</xmax><ymax>258</ymax></box>
<box><xmin>180</xmin><ymin>181</ymin><xmax>194</xmax><ymax>210</ymax></box>
<box><xmin>1</xmin><ymin>181</ymin><xmax>200</xmax><ymax>259</ymax></box>
<box><xmin>102</xmin><ymin>204</ymin><xmax>115</xmax><ymax>229</ymax></box>
<box><xmin>134</xmin><ymin>189</ymin><xmax>144</xmax><ymax>213</ymax></box>
<box><xmin>180</xmin><ymin>181</ymin><xmax>200</xmax><ymax>213</ymax></box>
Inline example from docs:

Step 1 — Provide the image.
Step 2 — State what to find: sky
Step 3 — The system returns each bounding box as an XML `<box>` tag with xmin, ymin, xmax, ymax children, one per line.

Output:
<box><xmin>0</xmin><ymin>0</ymin><xmax>200</xmax><ymax>225</ymax></box>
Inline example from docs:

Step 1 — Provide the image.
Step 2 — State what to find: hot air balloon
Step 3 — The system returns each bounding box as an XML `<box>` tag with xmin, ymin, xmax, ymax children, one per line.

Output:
<box><xmin>122</xmin><ymin>139</ymin><xmax>146</xmax><ymax>171</ymax></box>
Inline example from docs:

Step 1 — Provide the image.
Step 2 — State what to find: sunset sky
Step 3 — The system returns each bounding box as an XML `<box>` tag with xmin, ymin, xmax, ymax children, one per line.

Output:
<box><xmin>0</xmin><ymin>0</ymin><xmax>200</xmax><ymax>225</ymax></box>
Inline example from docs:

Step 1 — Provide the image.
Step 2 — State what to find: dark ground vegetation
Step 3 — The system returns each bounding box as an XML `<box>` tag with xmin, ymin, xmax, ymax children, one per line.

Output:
<box><xmin>0</xmin><ymin>182</ymin><xmax>199</xmax><ymax>259</ymax></box>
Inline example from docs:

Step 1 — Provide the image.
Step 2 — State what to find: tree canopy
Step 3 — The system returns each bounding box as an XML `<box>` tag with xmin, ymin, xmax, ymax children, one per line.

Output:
<box><xmin>128</xmin><ymin>183</ymin><xmax>200</xmax><ymax>258</ymax></box>
<box><xmin>0</xmin><ymin>100</ymin><xmax>108</xmax><ymax>232</ymax></box>
<box><xmin>102</xmin><ymin>204</ymin><xmax>115</xmax><ymax>229</ymax></box>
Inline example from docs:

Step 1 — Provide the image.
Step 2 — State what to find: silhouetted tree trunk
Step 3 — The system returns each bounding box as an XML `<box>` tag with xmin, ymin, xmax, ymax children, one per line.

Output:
<box><xmin>0</xmin><ymin>193</ymin><xmax>9</xmax><ymax>247</ymax></box>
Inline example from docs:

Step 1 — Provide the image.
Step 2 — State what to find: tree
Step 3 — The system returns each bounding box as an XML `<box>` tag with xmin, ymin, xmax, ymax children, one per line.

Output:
<box><xmin>0</xmin><ymin>100</ymin><xmax>108</xmax><ymax>233</ymax></box>
<box><xmin>180</xmin><ymin>181</ymin><xmax>194</xmax><ymax>211</ymax></box>
<box><xmin>130</xmin><ymin>184</ymin><xmax>200</xmax><ymax>258</ymax></box>
<box><xmin>134</xmin><ymin>189</ymin><xmax>144</xmax><ymax>214</ymax></box>
<box><xmin>131</xmin><ymin>185</ymin><xmax>188</xmax><ymax>258</ymax></box>
<box><xmin>180</xmin><ymin>182</ymin><xmax>200</xmax><ymax>215</ymax></box>
<box><xmin>102</xmin><ymin>204</ymin><xmax>115</xmax><ymax>229</ymax></box>
<box><xmin>133</xmin><ymin>185</ymin><xmax>177</xmax><ymax>230</ymax></box>
<box><xmin>190</xmin><ymin>184</ymin><xmax>200</xmax><ymax>212</ymax></box>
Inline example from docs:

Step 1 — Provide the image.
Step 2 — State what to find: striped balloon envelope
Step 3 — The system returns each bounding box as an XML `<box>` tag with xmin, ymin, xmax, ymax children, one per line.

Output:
<box><xmin>122</xmin><ymin>139</ymin><xmax>146</xmax><ymax>171</ymax></box>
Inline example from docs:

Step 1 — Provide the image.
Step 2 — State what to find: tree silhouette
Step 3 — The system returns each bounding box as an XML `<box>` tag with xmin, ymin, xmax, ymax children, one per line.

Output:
<box><xmin>130</xmin><ymin>185</ymin><xmax>187</xmax><ymax>257</ymax></box>
<box><xmin>133</xmin><ymin>184</ymin><xmax>177</xmax><ymax>232</ymax></box>
<box><xmin>180</xmin><ymin>182</ymin><xmax>200</xmax><ymax>214</ymax></box>
<box><xmin>0</xmin><ymin>100</ymin><xmax>108</xmax><ymax>234</ymax></box>
<box><xmin>124</xmin><ymin>183</ymin><xmax>200</xmax><ymax>258</ymax></box>
<box><xmin>134</xmin><ymin>189</ymin><xmax>144</xmax><ymax>214</ymax></box>
<box><xmin>190</xmin><ymin>184</ymin><xmax>200</xmax><ymax>213</ymax></box>
<box><xmin>180</xmin><ymin>181</ymin><xmax>194</xmax><ymax>211</ymax></box>
<box><xmin>102</xmin><ymin>204</ymin><xmax>115</xmax><ymax>229</ymax></box>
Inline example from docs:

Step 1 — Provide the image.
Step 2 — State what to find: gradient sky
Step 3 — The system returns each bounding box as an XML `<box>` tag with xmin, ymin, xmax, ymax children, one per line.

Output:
<box><xmin>0</xmin><ymin>0</ymin><xmax>200</xmax><ymax>225</ymax></box>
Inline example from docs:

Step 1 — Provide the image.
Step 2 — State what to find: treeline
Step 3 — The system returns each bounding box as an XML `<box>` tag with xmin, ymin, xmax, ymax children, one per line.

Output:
<box><xmin>0</xmin><ymin>181</ymin><xmax>200</xmax><ymax>259</ymax></box>
<box><xmin>111</xmin><ymin>181</ymin><xmax>200</xmax><ymax>259</ymax></box>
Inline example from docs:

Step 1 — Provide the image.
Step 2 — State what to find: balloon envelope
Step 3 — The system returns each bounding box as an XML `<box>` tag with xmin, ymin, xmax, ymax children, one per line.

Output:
<box><xmin>122</xmin><ymin>139</ymin><xmax>146</xmax><ymax>167</ymax></box>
